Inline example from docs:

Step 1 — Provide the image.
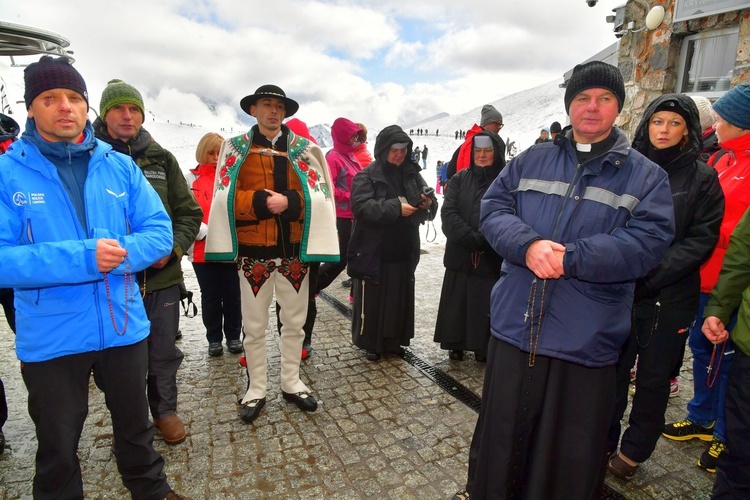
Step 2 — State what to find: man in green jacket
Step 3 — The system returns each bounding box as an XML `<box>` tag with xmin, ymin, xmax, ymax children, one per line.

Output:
<box><xmin>93</xmin><ymin>79</ymin><xmax>202</xmax><ymax>445</ymax></box>
<box><xmin>702</xmin><ymin>205</ymin><xmax>750</xmax><ymax>498</ymax></box>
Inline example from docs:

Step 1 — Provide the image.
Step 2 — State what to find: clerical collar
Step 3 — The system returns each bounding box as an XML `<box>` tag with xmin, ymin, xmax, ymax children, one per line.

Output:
<box><xmin>573</xmin><ymin>130</ymin><xmax>617</xmax><ymax>163</ymax></box>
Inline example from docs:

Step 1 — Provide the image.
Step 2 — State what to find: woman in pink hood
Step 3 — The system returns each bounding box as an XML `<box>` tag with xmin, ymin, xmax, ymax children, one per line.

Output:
<box><xmin>315</xmin><ymin>118</ymin><xmax>364</xmax><ymax>296</ymax></box>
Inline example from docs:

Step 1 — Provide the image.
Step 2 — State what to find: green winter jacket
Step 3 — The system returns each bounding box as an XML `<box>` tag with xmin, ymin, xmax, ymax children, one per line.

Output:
<box><xmin>93</xmin><ymin>119</ymin><xmax>202</xmax><ymax>292</ymax></box>
<box><xmin>704</xmin><ymin>206</ymin><xmax>750</xmax><ymax>356</ymax></box>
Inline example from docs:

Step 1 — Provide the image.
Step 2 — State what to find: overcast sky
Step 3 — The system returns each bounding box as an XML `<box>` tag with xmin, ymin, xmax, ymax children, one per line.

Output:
<box><xmin>3</xmin><ymin>0</ymin><xmax>619</xmax><ymax>130</ymax></box>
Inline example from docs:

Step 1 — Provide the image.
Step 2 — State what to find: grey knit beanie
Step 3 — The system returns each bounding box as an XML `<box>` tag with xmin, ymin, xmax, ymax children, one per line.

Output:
<box><xmin>480</xmin><ymin>105</ymin><xmax>503</xmax><ymax>127</ymax></box>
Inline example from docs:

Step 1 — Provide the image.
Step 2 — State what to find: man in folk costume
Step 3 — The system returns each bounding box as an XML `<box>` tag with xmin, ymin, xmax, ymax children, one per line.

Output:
<box><xmin>456</xmin><ymin>61</ymin><xmax>675</xmax><ymax>499</ymax></box>
<box><xmin>205</xmin><ymin>85</ymin><xmax>338</xmax><ymax>423</ymax></box>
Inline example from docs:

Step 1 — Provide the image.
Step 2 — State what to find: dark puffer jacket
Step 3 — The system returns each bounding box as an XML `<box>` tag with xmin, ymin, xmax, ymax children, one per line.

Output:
<box><xmin>441</xmin><ymin>130</ymin><xmax>504</xmax><ymax>275</ymax></box>
<box><xmin>631</xmin><ymin>93</ymin><xmax>724</xmax><ymax>310</ymax></box>
<box><xmin>347</xmin><ymin>125</ymin><xmax>438</xmax><ymax>284</ymax></box>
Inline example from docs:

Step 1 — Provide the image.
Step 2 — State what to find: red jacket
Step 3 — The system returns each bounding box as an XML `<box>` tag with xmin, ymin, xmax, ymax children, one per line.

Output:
<box><xmin>455</xmin><ymin>124</ymin><xmax>484</xmax><ymax>173</ymax></box>
<box><xmin>353</xmin><ymin>142</ymin><xmax>373</xmax><ymax>168</ymax></box>
<box><xmin>188</xmin><ymin>163</ymin><xmax>216</xmax><ymax>262</ymax></box>
<box><xmin>700</xmin><ymin>132</ymin><xmax>750</xmax><ymax>292</ymax></box>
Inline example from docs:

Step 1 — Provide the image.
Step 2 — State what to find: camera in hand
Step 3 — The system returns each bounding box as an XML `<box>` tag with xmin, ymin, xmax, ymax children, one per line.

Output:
<box><xmin>409</xmin><ymin>186</ymin><xmax>435</xmax><ymax>207</ymax></box>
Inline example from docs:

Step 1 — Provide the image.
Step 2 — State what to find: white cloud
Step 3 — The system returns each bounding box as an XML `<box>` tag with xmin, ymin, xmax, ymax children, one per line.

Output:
<box><xmin>2</xmin><ymin>0</ymin><xmax>618</xmax><ymax>131</ymax></box>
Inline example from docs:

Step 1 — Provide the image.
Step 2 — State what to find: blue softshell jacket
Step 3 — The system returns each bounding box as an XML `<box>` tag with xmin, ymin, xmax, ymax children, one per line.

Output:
<box><xmin>0</xmin><ymin>124</ymin><xmax>173</xmax><ymax>362</ymax></box>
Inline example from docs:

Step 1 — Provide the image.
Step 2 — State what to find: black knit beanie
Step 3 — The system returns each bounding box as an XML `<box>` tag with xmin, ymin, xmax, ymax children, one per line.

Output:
<box><xmin>652</xmin><ymin>99</ymin><xmax>692</xmax><ymax>125</ymax></box>
<box><xmin>564</xmin><ymin>61</ymin><xmax>625</xmax><ymax>114</ymax></box>
<box><xmin>24</xmin><ymin>56</ymin><xmax>88</xmax><ymax>109</ymax></box>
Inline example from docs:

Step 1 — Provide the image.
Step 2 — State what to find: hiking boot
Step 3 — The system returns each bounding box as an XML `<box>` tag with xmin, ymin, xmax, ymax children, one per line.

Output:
<box><xmin>663</xmin><ymin>419</ymin><xmax>714</xmax><ymax>442</ymax></box>
<box><xmin>607</xmin><ymin>452</ymin><xmax>639</xmax><ymax>481</ymax></box>
<box><xmin>154</xmin><ymin>414</ymin><xmax>186</xmax><ymax>445</ymax></box>
<box><xmin>227</xmin><ymin>339</ymin><xmax>243</xmax><ymax>354</ymax></box>
<box><xmin>698</xmin><ymin>438</ymin><xmax>726</xmax><ymax>473</ymax></box>
<box><xmin>669</xmin><ymin>377</ymin><xmax>679</xmax><ymax>398</ymax></box>
<box><xmin>208</xmin><ymin>342</ymin><xmax>223</xmax><ymax>356</ymax></box>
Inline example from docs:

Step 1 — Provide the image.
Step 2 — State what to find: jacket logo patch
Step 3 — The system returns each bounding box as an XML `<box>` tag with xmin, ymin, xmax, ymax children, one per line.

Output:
<box><xmin>144</xmin><ymin>171</ymin><xmax>167</xmax><ymax>181</ymax></box>
<box><xmin>12</xmin><ymin>192</ymin><xmax>27</xmax><ymax>206</ymax></box>
<box><xmin>12</xmin><ymin>192</ymin><xmax>45</xmax><ymax>206</ymax></box>
<box><xmin>106</xmin><ymin>189</ymin><xmax>126</xmax><ymax>198</ymax></box>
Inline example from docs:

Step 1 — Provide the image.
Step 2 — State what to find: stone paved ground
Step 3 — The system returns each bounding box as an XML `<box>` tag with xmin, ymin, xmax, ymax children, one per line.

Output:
<box><xmin>0</xmin><ymin>229</ymin><xmax>718</xmax><ymax>499</ymax></box>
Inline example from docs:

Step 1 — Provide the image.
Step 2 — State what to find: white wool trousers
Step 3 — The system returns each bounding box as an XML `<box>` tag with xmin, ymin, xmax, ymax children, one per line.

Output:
<box><xmin>237</xmin><ymin>257</ymin><xmax>310</xmax><ymax>403</ymax></box>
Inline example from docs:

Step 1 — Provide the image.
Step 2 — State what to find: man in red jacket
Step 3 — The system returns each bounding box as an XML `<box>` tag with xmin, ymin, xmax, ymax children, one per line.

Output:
<box><xmin>445</xmin><ymin>105</ymin><xmax>506</xmax><ymax>180</ymax></box>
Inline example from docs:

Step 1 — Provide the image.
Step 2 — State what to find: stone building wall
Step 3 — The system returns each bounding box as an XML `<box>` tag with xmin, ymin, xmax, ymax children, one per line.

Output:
<box><xmin>617</xmin><ymin>0</ymin><xmax>750</xmax><ymax>137</ymax></box>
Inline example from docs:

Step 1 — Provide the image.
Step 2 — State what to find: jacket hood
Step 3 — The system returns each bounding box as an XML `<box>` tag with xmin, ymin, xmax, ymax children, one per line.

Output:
<box><xmin>373</xmin><ymin>125</ymin><xmax>413</xmax><ymax>163</ymax></box>
<box><xmin>470</xmin><ymin>130</ymin><xmax>506</xmax><ymax>170</ymax></box>
<box><xmin>285</xmin><ymin>118</ymin><xmax>317</xmax><ymax>144</ymax></box>
<box><xmin>21</xmin><ymin>117</ymin><xmax>97</xmax><ymax>161</ymax></box>
<box><xmin>331</xmin><ymin>117</ymin><xmax>362</xmax><ymax>155</ymax></box>
<box><xmin>632</xmin><ymin>93</ymin><xmax>703</xmax><ymax>166</ymax></box>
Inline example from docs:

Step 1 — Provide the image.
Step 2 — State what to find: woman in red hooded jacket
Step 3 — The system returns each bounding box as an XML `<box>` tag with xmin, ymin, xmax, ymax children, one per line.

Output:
<box><xmin>186</xmin><ymin>132</ymin><xmax>243</xmax><ymax>357</ymax></box>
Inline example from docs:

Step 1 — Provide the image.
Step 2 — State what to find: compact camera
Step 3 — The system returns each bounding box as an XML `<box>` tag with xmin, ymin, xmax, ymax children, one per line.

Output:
<box><xmin>410</xmin><ymin>186</ymin><xmax>435</xmax><ymax>207</ymax></box>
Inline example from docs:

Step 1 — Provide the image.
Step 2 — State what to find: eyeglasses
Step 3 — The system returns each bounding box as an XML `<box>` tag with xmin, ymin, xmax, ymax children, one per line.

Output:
<box><xmin>495</xmin><ymin>122</ymin><xmax>504</xmax><ymax>130</ymax></box>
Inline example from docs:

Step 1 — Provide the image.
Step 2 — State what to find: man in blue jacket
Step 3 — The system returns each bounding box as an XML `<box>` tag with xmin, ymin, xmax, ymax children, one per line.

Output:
<box><xmin>0</xmin><ymin>56</ymin><xmax>186</xmax><ymax>499</ymax></box>
<box><xmin>457</xmin><ymin>61</ymin><xmax>675</xmax><ymax>499</ymax></box>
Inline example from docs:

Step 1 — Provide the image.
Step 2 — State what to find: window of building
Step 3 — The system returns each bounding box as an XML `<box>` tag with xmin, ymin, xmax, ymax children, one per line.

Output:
<box><xmin>677</xmin><ymin>27</ymin><xmax>739</xmax><ymax>99</ymax></box>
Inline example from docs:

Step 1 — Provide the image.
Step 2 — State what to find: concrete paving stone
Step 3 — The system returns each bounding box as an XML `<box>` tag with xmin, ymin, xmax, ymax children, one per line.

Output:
<box><xmin>358</xmin><ymin>477</ymin><xmax>383</xmax><ymax>496</ymax></box>
<box><xmin>391</xmin><ymin>457</ymin><xmax>416</xmax><ymax>474</ymax></box>
<box><xmin>337</xmin><ymin>450</ymin><xmax>361</xmax><ymax>467</ymax></box>
<box><xmin>382</xmin><ymin>444</ymin><xmax>407</xmax><ymax>460</ymax></box>
<box><xmin>364</xmin><ymin>454</ymin><xmax>387</xmax><ymax>471</ymax></box>
<box><xmin>402</xmin><ymin>470</ymin><xmax>429</xmax><ymax>488</ymax></box>
<box><xmin>374</xmin><ymin>468</ymin><xmax>402</xmax><ymax>486</ymax></box>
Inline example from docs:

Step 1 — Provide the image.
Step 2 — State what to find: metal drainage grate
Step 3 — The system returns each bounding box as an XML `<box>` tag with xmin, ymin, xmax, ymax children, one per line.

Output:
<box><xmin>319</xmin><ymin>290</ymin><xmax>352</xmax><ymax>320</ymax></box>
<box><xmin>320</xmin><ymin>290</ymin><xmax>482</xmax><ymax>413</ymax></box>
<box><xmin>401</xmin><ymin>349</ymin><xmax>482</xmax><ymax>413</ymax></box>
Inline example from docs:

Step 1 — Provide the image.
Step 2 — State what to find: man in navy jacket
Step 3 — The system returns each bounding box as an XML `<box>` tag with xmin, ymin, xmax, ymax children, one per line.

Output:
<box><xmin>458</xmin><ymin>61</ymin><xmax>675</xmax><ymax>499</ymax></box>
